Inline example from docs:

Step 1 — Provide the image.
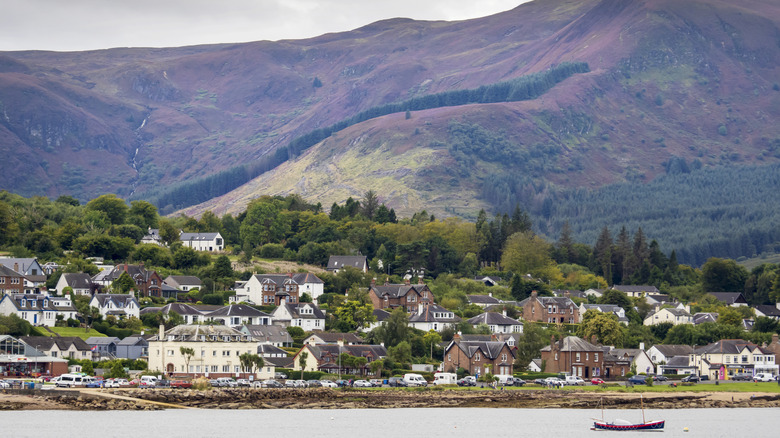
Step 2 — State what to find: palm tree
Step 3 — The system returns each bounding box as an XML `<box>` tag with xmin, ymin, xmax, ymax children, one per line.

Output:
<box><xmin>180</xmin><ymin>347</ymin><xmax>195</xmax><ymax>376</ymax></box>
<box><xmin>299</xmin><ymin>351</ymin><xmax>309</xmax><ymax>380</ymax></box>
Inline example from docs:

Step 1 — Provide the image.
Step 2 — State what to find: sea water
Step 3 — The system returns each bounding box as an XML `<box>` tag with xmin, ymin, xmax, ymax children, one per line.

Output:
<box><xmin>1</xmin><ymin>407</ymin><xmax>778</xmax><ymax>437</ymax></box>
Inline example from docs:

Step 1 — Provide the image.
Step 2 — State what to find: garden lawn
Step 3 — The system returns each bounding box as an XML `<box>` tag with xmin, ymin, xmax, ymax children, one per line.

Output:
<box><xmin>45</xmin><ymin>327</ymin><xmax>106</xmax><ymax>340</ymax></box>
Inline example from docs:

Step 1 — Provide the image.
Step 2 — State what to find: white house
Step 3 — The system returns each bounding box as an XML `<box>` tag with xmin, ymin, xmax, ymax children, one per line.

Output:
<box><xmin>407</xmin><ymin>304</ymin><xmax>461</xmax><ymax>332</ymax></box>
<box><xmin>326</xmin><ymin>255</ymin><xmax>367</xmax><ymax>273</ymax></box>
<box><xmin>205</xmin><ymin>304</ymin><xmax>272</xmax><ymax>328</ymax></box>
<box><xmin>466</xmin><ymin>311</ymin><xmax>523</xmax><ymax>334</ymax></box>
<box><xmin>610</xmin><ymin>347</ymin><xmax>656</xmax><ymax>375</ymax></box>
<box><xmin>89</xmin><ymin>294</ymin><xmax>140</xmax><ymax>319</ymax></box>
<box><xmin>580</xmin><ymin>303</ymin><xmax>630</xmax><ymax>325</ymax></box>
<box><xmin>56</xmin><ymin>273</ymin><xmax>93</xmax><ymax>296</ymax></box>
<box><xmin>646</xmin><ymin>344</ymin><xmax>694</xmax><ymax>365</ymax></box>
<box><xmin>0</xmin><ymin>294</ymin><xmax>77</xmax><ymax>327</ymax></box>
<box><xmin>271</xmin><ymin>303</ymin><xmax>325</xmax><ymax>332</ymax></box>
<box><xmin>179</xmin><ymin>232</ymin><xmax>224</xmax><ymax>252</ymax></box>
<box><xmin>643</xmin><ymin>306</ymin><xmax>693</xmax><ymax>326</ymax></box>
<box><xmin>139</xmin><ymin>303</ymin><xmax>205</xmax><ymax>325</ymax></box>
<box><xmin>164</xmin><ymin>275</ymin><xmax>202</xmax><ymax>292</ymax></box>
<box><xmin>233</xmin><ymin>273</ymin><xmax>324</xmax><ymax>304</ymax></box>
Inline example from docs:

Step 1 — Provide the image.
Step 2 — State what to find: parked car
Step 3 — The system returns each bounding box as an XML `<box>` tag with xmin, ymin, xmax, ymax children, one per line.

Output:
<box><xmin>388</xmin><ymin>377</ymin><xmax>409</xmax><ymax>387</ymax></box>
<box><xmin>511</xmin><ymin>377</ymin><xmax>526</xmax><ymax>386</ymax></box>
<box><xmin>0</xmin><ymin>380</ymin><xmax>10</xmax><ymax>388</ymax></box>
<box><xmin>320</xmin><ymin>380</ymin><xmax>338</xmax><ymax>388</ymax></box>
<box><xmin>285</xmin><ymin>380</ymin><xmax>301</xmax><ymax>388</ymax></box>
<box><xmin>236</xmin><ymin>379</ymin><xmax>251</xmax><ymax>387</ymax></box>
<box><xmin>457</xmin><ymin>376</ymin><xmax>476</xmax><ymax>387</ymax></box>
<box><xmin>215</xmin><ymin>377</ymin><xmax>237</xmax><ymax>387</ymax></box>
<box><xmin>652</xmin><ymin>375</ymin><xmax>668</xmax><ymax>382</ymax></box>
<box><xmin>732</xmin><ymin>373</ymin><xmax>752</xmax><ymax>381</ymax></box>
<box><xmin>681</xmin><ymin>375</ymin><xmax>700</xmax><ymax>383</ymax></box>
<box><xmin>353</xmin><ymin>379</ymin><xmax>372</xmax><ymax>387</ymax></box>
<box><xmin>170</xmin><ymin>380</ymin><xmax>193</xmax><ymax>389</ymax></box>
<box><xmin>155</xmin><ymin>379</ymin><xmax>171</xmax><ymax>388</ymax></box>
<box><xmin>307</xmin><ymin>380</ymin><xmax>323</xmax><ymax>387</ymax></box>
<box><xmin>565</xmin><ymin>376</ymin><xmax>585</xmax><ymax>386</ymax></box>
<box><xmin>591</xmin><ymin>378</ymin><xmax>605</xmax><ymax>385</ymax></box>
<box><xmin>262</xmin><ymin>379</ymin><xmax>284</xmax><ymax>388</ymax></box>
<box><xmin>699</xmin><ymin>375</ymin><xmax>709</xmax><ymax>381</ymax></box>
<box><xmin>274</xmin><ymin>372</ymin><xmax>287</xmax><ymax>380</ymax></box>
<box><xmin>754</xmin><ymin>373</ymin><xmax>774</xmax><ymax>382</ymax></box>
<box><xmin>335</xmin><ymin>379</ymin><xmax>351</xmax><ymax>387</ymax></box>
<box><xmin>369</xmin><ymin>379</ymin><xmax>383</xmax><ymax>387</ymax></box>
<box><xmin>544</xmin><ymin>377</ymin><xmax>564</xmax><ymax>386</ymax></box>
<box><xmin>85</xmin><ymin>380</ymin><xmax>104</xmax><ymax>388</ymax></box>
<box><xmin>534</xmin><ymin>378</ymin><xmax>548</xmax><ymax>385</ymax></box>
<box><xmin>627</xmin><ymin>375</ymin><xmax>648</xmax><ymax>385</ymax></box>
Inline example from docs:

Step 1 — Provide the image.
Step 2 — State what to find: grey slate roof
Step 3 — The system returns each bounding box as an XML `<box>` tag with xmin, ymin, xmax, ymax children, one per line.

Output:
<box><xmin>179</xmin><ymin>232</ymin><xmax>221</xmax><ymax>241</ymax></box>
<box><xmin>612</xmin><ymin>285</ymin><xmax>660</xmax><ymax>294</ymax></box>
<box><xmin>257</xmin><ymin>344</ymin><xmax>289</xmax><ymax>356</ymax></box>
<box><xmin>373</xmin><ymin>309</ymin><xmax>390</xmax><ymax>322</ymax></box>
<box><xmin>139</xmin><ymin>303</ymin><xmax>203</xmax><ymax>316</ymax></box>
<box><xmin>449</xmin><ymin>340</ymin><xmax>513</xmax><ymax>360</ymax></box>
<box><xmin>693</xmin><ymin>312</ymin><xmax>718</xmax><ymax>325</ymax></box>
<box><xmin>305</xmin><ymin>332</ymin><xmax>364</xmax><ymax>344</ymax></box>
<box><xmin>540</xmin><ymin>336</ymin><xmax>601</xmax><ymax>352</ymax></box>
<box><xmin>2</xmin><ymin>294</ymin><xmax>75</xmax><ymax>311</ymax></box>
<box><xmin>241</xmin><ymin>325</ymin><xmax>293</xmax><ymax>344</ymax></box>
<box><xmin>371</xmin><ymin>284</ymin><xmax>429</xmax><ymax>299</ymax></box>
<box><xmin>0</xmin><ymin>265</ymin><xmax>25</xmax><ymax>278</ymax></box>
<box><xmin>117</xmin><ymin>335</ymin><xmax>148</xmax><ymax>346</ymax></box>
<box><xmin>650</xmin><ymin>345</ymin><xmax>693</xmax><ymax>357</ymax></box>
<box><xmin>150</xmin><ymin>324</ymin><xmax>250</xmax><ymax>342</ymax></box>
<box><xmin>92</xmin><ymin>294</ymin><xmax>138</xmax><ymax>309</ymax></box>
<box><xmin>665</xmin><ymin>355</ymin><xmax>693</xmax><ymax>367</ymax></box>
<box><xmin>86</xmin><ymin>337</ymin><xmax>120</xmax><ymax>346</ymax></box>
<box><xmin>327</xmin><ymin>255</ymin><xmax>367</xmax><ymax>270</ymax></box>
<box><xmin>164</xmin><ymin>275</ymin><xmax>202</xmax><ymax>287</ymax></box>
<box><xmin>467</xmin><ymin>312</ymin><xmax>522</xmax><ymax>326</ymax></box>
<box><xmin>264</xmin><ymin>356</ymin><xmax>294</xmax><ymax>368</ymax></box>
<box><xmin>19</xmin><ymin>336</ymin><xmax>91</xmax><ymax>352</ymax></box>
<box><xmin>61</xmin><ymin>273</ymin><xmax>93</xmax><ymax>289</ymax></box>
<box><xmin>755</xmin><ymin>305</ymin><xmax>780</xmax><ymax>318</ymax></box>
<box><xmin>206</xmin><ymin>304</ymin><xmax>271</xmax><ymax>318</ymax></box>
<box><xmin>281</xmin><ymin>303</ymin><xmax>326</xmax><ymax>319</ymax></box>
<box><xmin>695</xmin><ymin>339</ymin><xmax>757</xmax><ymax>355</ymax></box>
<box><xmin>408</xmin><ymin>304</ymin><xmax>460</xmax><ymax>323</ymax></box>
<box><xmin>707</xmin><ymin>292</ymin><xmax>748</xmax><ymax>305</ymax></box>
<box><xmin>467</xmin><ymin>294</ymin><xmax>501</xmax><ymax>305</ymax></box>
<box><xmin>307</xmin><ymin>344</ymin><xmax>387</xmax><ymax>361</ymax></box>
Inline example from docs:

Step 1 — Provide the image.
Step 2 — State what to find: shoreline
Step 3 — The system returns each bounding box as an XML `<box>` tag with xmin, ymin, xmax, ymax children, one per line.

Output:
<box><xmin>2</xmin><ymin>388</ymin><xmax>780</xmax><ymax>411</ymax></box>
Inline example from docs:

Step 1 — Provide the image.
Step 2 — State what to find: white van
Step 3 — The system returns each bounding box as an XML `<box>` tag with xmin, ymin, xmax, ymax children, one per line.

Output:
<box><xmin>432</xmin><ymin>373</ymin><xmax>457</xmax><ymax>386</ymax></box>
<box><xmin>140</xmin><ymin>375</ymin><xmax>159</xmax><ymax>387</ymax></box>
<box><xmin>753</xmin><ymin>373</ymin><xmax>775</xmax><ymax>382</ymax></box>
<box><xmin>403</xmin><ymin>373</ymin><xmax>427</xmax><ymax>387</ymax></box>
<box><xmin>56</xmin><ymin>373</ymin><xmax>91</xmax><ymax>388</ymax></box>
<box><xmin>495</xmin><ymin>374</ymin><xmax>515</xmax><ymax>386</ymax></box>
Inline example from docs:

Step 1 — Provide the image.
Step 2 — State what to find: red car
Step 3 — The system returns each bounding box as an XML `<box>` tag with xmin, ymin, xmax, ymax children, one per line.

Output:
<box><xmin>591</xmin><ymin>378</ymin><xmax>605</xmax><ymax>385</ymax></box>
<box><xmin>170</xmin><ymin>380</ymin><xmax>193</xmax><ymax>389</ymax></box>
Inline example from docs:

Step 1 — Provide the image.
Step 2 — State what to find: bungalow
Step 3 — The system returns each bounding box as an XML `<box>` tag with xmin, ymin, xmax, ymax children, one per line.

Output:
<box><xmin>579</xmin><ymin>304</ymin><xmax>629</xmax><ymax>325</ymax></box>
<box><xmin>303</xmin><ymin>332</ymin><xmax>364</xmax><ymax>346</ymax></box>
<box><xmin>327</xmin><ymin>255</ymin><xmax>367</xmax><ymax>273</ymax></box>
<box><xmin>89</xmin><ymin>294</ymin><xmax>140</xmax><ymax>319</ymax></box>
<box><xmin>271</xmin><ymin>303</ymin><xmax>326</xmax><ymax>332</ymax></box>
<box><xmin>205</xmin><ymin>304</ymin><xmax>272</xmax><ymax>327</ymax></box>
<box><xmin>362</xmin><ymin>309</ymin><xmax>390</xmax><ymax>333</ymax></box>
<box><xmin>612</xmin><ymin>285</ymin><xmax>660</xmax><ymax>298</ymax></box>
<box><xmin>179</xmin><ymin>232</ymin><xmax>224</xmax><ymax>252</ymax></box>
<box><xmin>55</xmin><ymin>273</ymin><xmax>94</xmax><ymax>296</ymax></box>
<box><xmin>0</xmin><ymin>294</ymin><xmax>78</xmax><ymax>327</ymax></box>
<box><xmin>164</xmin><ymin>275</ymin><xmax>202</xmax><ymax>292</ymax></box>
<box><xmin>755</xmin><ymin>305</ymin><xmax>780</xmax><ymax>321</ymax></box>
<box><xmin>643</xmin><ymin>306</ymin><xmax>693</xmax><ymax>326</ymax></box>
<box><xmin>466</xmin><ymin>311</ymin><xmax>523</xmax><ymax>334</ymax></box>
<box><xmin>443</xmin><ymin>340</ymin><xmax>515</xmax><ymax>376</ymax></box>
<box><xmin>658</xmin><ymin>355</ymin><xmax>698</xmax><ymax>375</ymax></box>
<box><xmin>646</xmin><ymin>344</ymin><xmax>694</xmax><ymax>365</ymax></box>
<box><xmin>466</xmin><ymin>294</ymin><xmax>502</xmax><ymax>308</ymax></box>
<box><xmin>408</xmin><ymin>304</ymin><xmax>461</xmax><ymax>332</ymax></box>
<box><xmin>692</xmin><ymin>312</ymin><xmax>718</xmax><ymax>325</ymax></box>
<box><xmin>708</xmin><ymin>292</ymin><xmax>749</xmax><ymax>307</ymax></box>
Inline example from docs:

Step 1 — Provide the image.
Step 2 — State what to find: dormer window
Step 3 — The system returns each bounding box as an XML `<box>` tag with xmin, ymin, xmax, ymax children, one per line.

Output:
<box><xmin>20</xmin><ymin>299</ymin><xmax>26</xmax><ymax>308</ymax></box>
<box><xmin>31</xmin><ymin>301</ymin><xmax>36</xmax><ymax>308</ymax></box>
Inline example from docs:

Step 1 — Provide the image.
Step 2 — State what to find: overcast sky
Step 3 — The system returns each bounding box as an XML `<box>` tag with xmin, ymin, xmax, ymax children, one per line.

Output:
<box><xmin>1</xmin><ymin>0</ymin><xmax>529</xmax><ymax>52</ymax></box>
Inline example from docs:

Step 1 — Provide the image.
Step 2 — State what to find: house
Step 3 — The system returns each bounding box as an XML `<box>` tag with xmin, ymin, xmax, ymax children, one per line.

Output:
<box><xmin>362</xmin><ymin>309</ymin><xmax>390</xmax><ymax>332</ymax></box>
<box><xmin>86</xmin><ymin>337</ymin><xmax>120</xmax><ymax>359</ymax></box>
<box><xmin>140</xmin><ymin>228</ymin><xmax>163</xmax><ymax>246</ymax></box>
<box><xmin>116</xmin><ymin>335</ymin><xmax>148</xmax><ymax>360</ymax></box>
<box><xmin>327</xmin><ymin>255</ymin><xmax>367</xmax><ymax>273</ymax></box>
<box><xmin>41</xmin><ymin>262</ymin><xmax>60</xmax><ymax>276</ymax></box>
<box><xmin>646</xmin><ymin>344</ymin><xmax>694</xmax><ymax>365</ymax></box>
<box><xmin>0</xmin><ymin>264</ymin><xmax>25</xmax><ymax>296</ymax></box>
<box><xmin>553</xmin><ymin>289</ymin><xmax>588</xmax><ymax>299</ymax></box>
<box><xmin>443</xmin><ymin>340</ymin><xmax>515</xmax><ymax>376</ymax></box>
<box><xmin>0</xmin><ymin>258</ymin><xmax>46</xmax><ymax>293</ymax></box>
<box><xmin>609</xmin><ymin>347</ymin><xmax>655</xmax><ymax>375</ymax></box>
<box><xmin>518</xmin><ymin>291</ymin><xmax>580</xmax><ymax>324</ymax></box>
<box><xmin>527</xmin><ymin>358</ymin><xmax>543</xmax><ymax>372</ymax></box>
<box><xmin>271</xmin><ymin>303</ymin><xmax>326</xmax><ymax>331</ymax></box>
<box><xmin>611</xmin><ymin>285</ymin><xmax>660</xmax><ymax>298</ymax></box>
<box><xmin>0</xmin><ymin>335</ymin><xmax>70</xmax><ymax>376</ymax></box>
<box><xmin>467</xmin><ymin>294</ymin><xmax>502</xmax><ymax>308</ymax></box>
<box><xmin>19</xmin><ymin>336</ymin><xmax>95</xmax><ymax>361</ymax></box>
<box><xmin>584</xmin><ymin>288</ymin><xmax>605</xmax><ymax>298</ymax></box>
<box><xmin>0</xmin><ymin>294</ymin><xmax>77</xmax><ymax>326</ymax></box>
<box><xmin>147</xmin><ymin>324</ymin><xmax>270</xmax><ymax>379</ymax></box>
<box><xmin>163</xmin><ymin>275</ymin><xmax>202</xmax><ymax>292</ymax></box>
<box><xmin>139</xmin><ymin>303</ymin><xmax>204</xmax><ymax>325</ymax></box>
<box><xmin>690</xmin><ymin>339</ymin><xmax>778</xmax><ymax>379</ymax></box>
<box><xmin>303</xmin><ymin>332</ymin><xmax>364</xmax><ymax>346</ymax></box>
<box><xmin>755</xmin><ymin>305</ymin><xmax>780</xmax><ymax>321</ymax></box>
<box><xmin>369</xmin><ymin>278</ymin><xmax>433</xmax><ymax>313</ymax></box>
<box><xmin>708</xmin><ymin>292</ymin><xmax>749</xmax><ymax>307</ymax></box>
<box><xmin>99</xmin><ymin>264</ymin><xmax>163</xmax><ymax>298</ymax></box>
<box><xmin>466</xmin><ymin>311</ymin><xmax>523</xmax><ymax>334</ymax></box>
<box><xmin>232</xmin><ymin>273</ymin><xmax>317</xmax><ymax>306</ymax></box>
<box><xmin>408</xmin><ymin>304</ymin><xmax>461</xmax><ymax>332</ymax></box>
<box><xmin>179</xmin><ymin>232</ymin><xmax>224</xmax><ymax>252</ymax></box>
<box><xmin>643</xmin><ymin>306</ymin><xmax>692</xmax><ymax>326</ymax></box>
<box><xmin>579</xmin><ymin>304</ymin><xmax>629</xmax><ymax>325</ymax></box>
<box><xmin>257</xmin><ymin>344</ymin><xmax>289</xmax><ymax>359</ymax></box>
<box><xmin>473</xmin><ymin>276</ymin><xmax>501</xmax><ymax>287</ymax></box>
<box><xmin>692</xmin><ymin>312</ymin><xmax>719</xmax><ymax>325</ymax></box>
<box><xmin>55</xmin><ymin>273</ymin><xmax>94</xmax><ymax>296</ymax></box>
<box><xmin>89</xmin><ymin>294</ymin><xmax>140</xmax><ymax>319</ymax></box>
<box><xmin>205</xmin><ymin>304</ymin><xmax>272</xmax><ymax>327</ymax></box>
<box><xmin>541</xmin><ymin>336</ymin><xmax>607</xmax><ymax>378</ymax></box>
<box><xmin>658</xmin><ymin>355</ymin><xmax>698</xmax><ymax>375</ymax></box>
<box><xmin>645</xmin><ymin>294</ymin><xmax>673</xmax><ymax>306</ymax></box>
<box><xmin>240</xmin><ymin>325</ymin><xmax>293</xmax><ymax>348</ymax></box>
<box><xmin>293</xmin><ymin>344</ymin><xmax>386</xmax><ymax>376</ymax></box>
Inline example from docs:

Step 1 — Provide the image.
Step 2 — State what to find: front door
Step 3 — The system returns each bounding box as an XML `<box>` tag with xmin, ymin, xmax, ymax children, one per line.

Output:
<box><xmin>585</xmin><ymin>366</ymin><xmax>590</xmax><ymax>378</ymax></box>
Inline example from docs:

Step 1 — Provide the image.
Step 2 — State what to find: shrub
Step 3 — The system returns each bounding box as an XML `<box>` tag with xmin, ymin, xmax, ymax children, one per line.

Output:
<box><xmin>191</xmin><ymin>377</ymin><xmax>212</xmax><ymax>390</ymax></box>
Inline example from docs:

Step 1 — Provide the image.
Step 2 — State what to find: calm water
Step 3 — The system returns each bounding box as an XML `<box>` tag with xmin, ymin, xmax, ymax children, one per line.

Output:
<box><xmin>1</xmin><ymin>407</ymin><xmax>778</xmax><ymax>437</ymax></box>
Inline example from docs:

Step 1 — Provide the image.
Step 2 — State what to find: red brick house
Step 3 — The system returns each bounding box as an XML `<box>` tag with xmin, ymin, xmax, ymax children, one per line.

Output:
<box><xmin>104</xmin><ymin>263</ymin><xmax>163</xmax><ymax>298</ymax></box>
<box><xmin>0</xmin><ymin>265</ymin><xmax>25</xmax><ymax>296</ymax></box>
<box><xmin>443</xmin><ymin>340</ymin><xmax>515</xmax><ymax>376</ymax></box>
<box><xmin>369</xmin><ymin>278</ymin><xmax>433</xmax><ymax>313</ymax></box>
<box><xmin>519</xmin><ymin>290</ymin><xmax>579</xmax><ymax>324</ymax></box>
<box><xmin>540</xmin><ymin>336</ymin><xmax>630</xmax><ymax>379</ymax></box>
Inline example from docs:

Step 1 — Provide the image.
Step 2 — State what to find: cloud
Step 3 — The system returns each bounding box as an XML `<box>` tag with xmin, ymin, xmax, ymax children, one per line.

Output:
<box><xmin>0</xmin><ymin>0</ymin><xmax>526</xmax><ymax>51</ymax></box>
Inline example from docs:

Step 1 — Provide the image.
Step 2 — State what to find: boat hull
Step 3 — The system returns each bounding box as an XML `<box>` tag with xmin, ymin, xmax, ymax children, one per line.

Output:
<box><xmin>593</xmin><ymin>420</ymin><xmax>665</xmax><ymax>431</ymax></box>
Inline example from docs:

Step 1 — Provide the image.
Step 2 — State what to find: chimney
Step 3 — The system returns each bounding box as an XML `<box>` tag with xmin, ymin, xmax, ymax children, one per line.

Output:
<box><xmin>418</xmin><ymin>303</ymin><xmax>423</xmax><ymax>314</ymax></box>
<box><xmin>405</xmin><ymin>277</ymin><xmax>411</xmax><ymax>285</ymax></box>
<box><xmin>531</xmin><ymin>290</ymin><xmax>538</xmax><ymax>299</ymax></box>
<box><xmin>590</xmin><ymin>335</ymin><xmax>598</xmax><ymax>345</ymax></box>
<box><xmin>502</xmin><ymin>309</ymin><xmax>507</xmax><ymax>317</ymax></box>
<box><xmin>159</xmin><ymin>324</ymin><xmax>165</xmax><ymax>339</ymax></box>
<box><xmin>13</xmin><ymin>263</ymin><xmax>19</xmax><ymax>273</ymax></box>
<box><xmin>639</xmin><ymin>342</ymin><xmax>645</xmax><ymax>351</ymax></box>
<box><xmin>564</xmin><ymin>291</ymin><xmax>570</xmax><ymax>298</ymax></box>
<box><xmin>371</xmin><ymin>278</ymin><xmax>376</xmax><ymax>286</ymax></box>
<box><xmin>488</xmin><ymin>292</ymin><xmax>492</xmax><ymax>298</ymax></box>
<box><xmin>418</xmin><ymin>276</ymin><xmax>424</xmax><ymax>285</ymax></box>
<box><xmin>384</xmin><ymin>277</ymin><xmax>390</xmax><ymax>286</ymax></box>
<box><xmin>289</xmin><ymin>272</ymin><xmax>293</xmax><ymax>278</ymax></box>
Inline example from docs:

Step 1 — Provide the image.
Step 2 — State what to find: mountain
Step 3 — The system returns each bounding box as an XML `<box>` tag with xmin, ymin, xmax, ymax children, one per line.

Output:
<box><xmin>2</xmin><ymin>0</ymin><xmax>780</xmax><ymax>263</ymax></box>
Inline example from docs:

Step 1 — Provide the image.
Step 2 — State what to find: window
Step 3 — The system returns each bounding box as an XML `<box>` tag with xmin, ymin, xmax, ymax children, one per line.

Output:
<box><xmin>447</xmin><ymin>354</ymin><xmax>451</xmax><ymax>361</ymax></box>
<box><xmin>211</xmin><ymin>365</ymin><xmax>218</xmax><ymax>372</ymax></box>
<box><xmin>555</xmin><ymin>352</ymin><xmax>558</xmax><ymax>360</ymax></box>
<box><xmin>213</xmin><ymin>351</ymin><xmax>217</xmax><ymax>356</ymax></box>
<box><xmin>168</xmin><ymin>350</ymin><xmax>174</xmax><ymax>356</ymax></box>
<box><xmin>742</xmin><ymin>355</ymin><xmax>748</xmax><ymax>363</ymax></box>
<box><xmin>502</xmin><ymin>353</ymin><xmax>507</xmax><ymax>361</ymax></box>
<box><xmin>475</xmin><ymin>353</ymin><xmax>481</xmax><ymax>361</ymax></box>
<box><xmin>725</xmin><ymin>356</ymin><xmax>730</xmax><ymax>363</ymax></box>
<box><xmin>594</xmin><ymin>353</ymin><xmax>599</xmax><ymax>362</ymax></box>
<box><xmin>586</xmin><ymin>353</ymin><xmax>589</xmax><ymax>361</ymax></box>
<box><xmin>576</xmin><ymin>353</ymin><xmax>581</xmax><ymax>362</ymax></box>
<box><xmin>222</xmin><ymin>365</ymin><xmax>229</xmax><ymax>372</ymax></box>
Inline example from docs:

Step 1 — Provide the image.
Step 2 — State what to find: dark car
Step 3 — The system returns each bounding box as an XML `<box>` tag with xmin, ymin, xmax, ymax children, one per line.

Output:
<box><xmin>627</xmin><ymin>375</ymin><xmax>648</xmax><ymax>385</ymax></box>
<box><xmin>682</xmin><ymin>375</ymin><xmax>700</xmax><ymax>383</ymax></box>
<box><xmin>511</xmin><ymin>377</ymin><xmax>526</xmax><ymax>386</ymax></box>
<box><xmin>306</xmin><ymin>380</ymin><xmax>323</xmax><ymax>387</ymax></box>
<box><xmin>388</xmin><ymin>377</ymin><xmax>408</xmax><ymax>387</ymax></box>
<box><xmin>652</xmin><ymin>375</ymin><xmax>668</xmax><ymax>382</ymax></box>
<box><xmin>155</xmin><ymin>379</ymin><xmax>171</xmax><ymax>388</ymax></box>
<box><xmin>534</xmin><ymin>378</ymin><xmax>548</xmax><ymax>386</ymax></box>
<box><xmin>262</xmin><ymin>379</ymin><xmax>284</xmax><ymax>388</ymax></box>
<box><xmin>732</xmin><ymin>373</ymin><xmax>752</xmax><ymax>381</ymax></box>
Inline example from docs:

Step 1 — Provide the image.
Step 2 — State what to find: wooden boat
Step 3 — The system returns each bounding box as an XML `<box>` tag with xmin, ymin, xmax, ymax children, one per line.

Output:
<box><xmin>592</xmin><ymin>395</ymin><xmax>665</xmax><ymax>431</ymax></box>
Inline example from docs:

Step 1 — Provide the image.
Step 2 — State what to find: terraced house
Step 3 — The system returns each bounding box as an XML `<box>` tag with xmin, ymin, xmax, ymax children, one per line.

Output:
<box><xmin>443</xmin><ymin>340</ymin><xmax>515</xmax><ymax>376</ymax></box>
